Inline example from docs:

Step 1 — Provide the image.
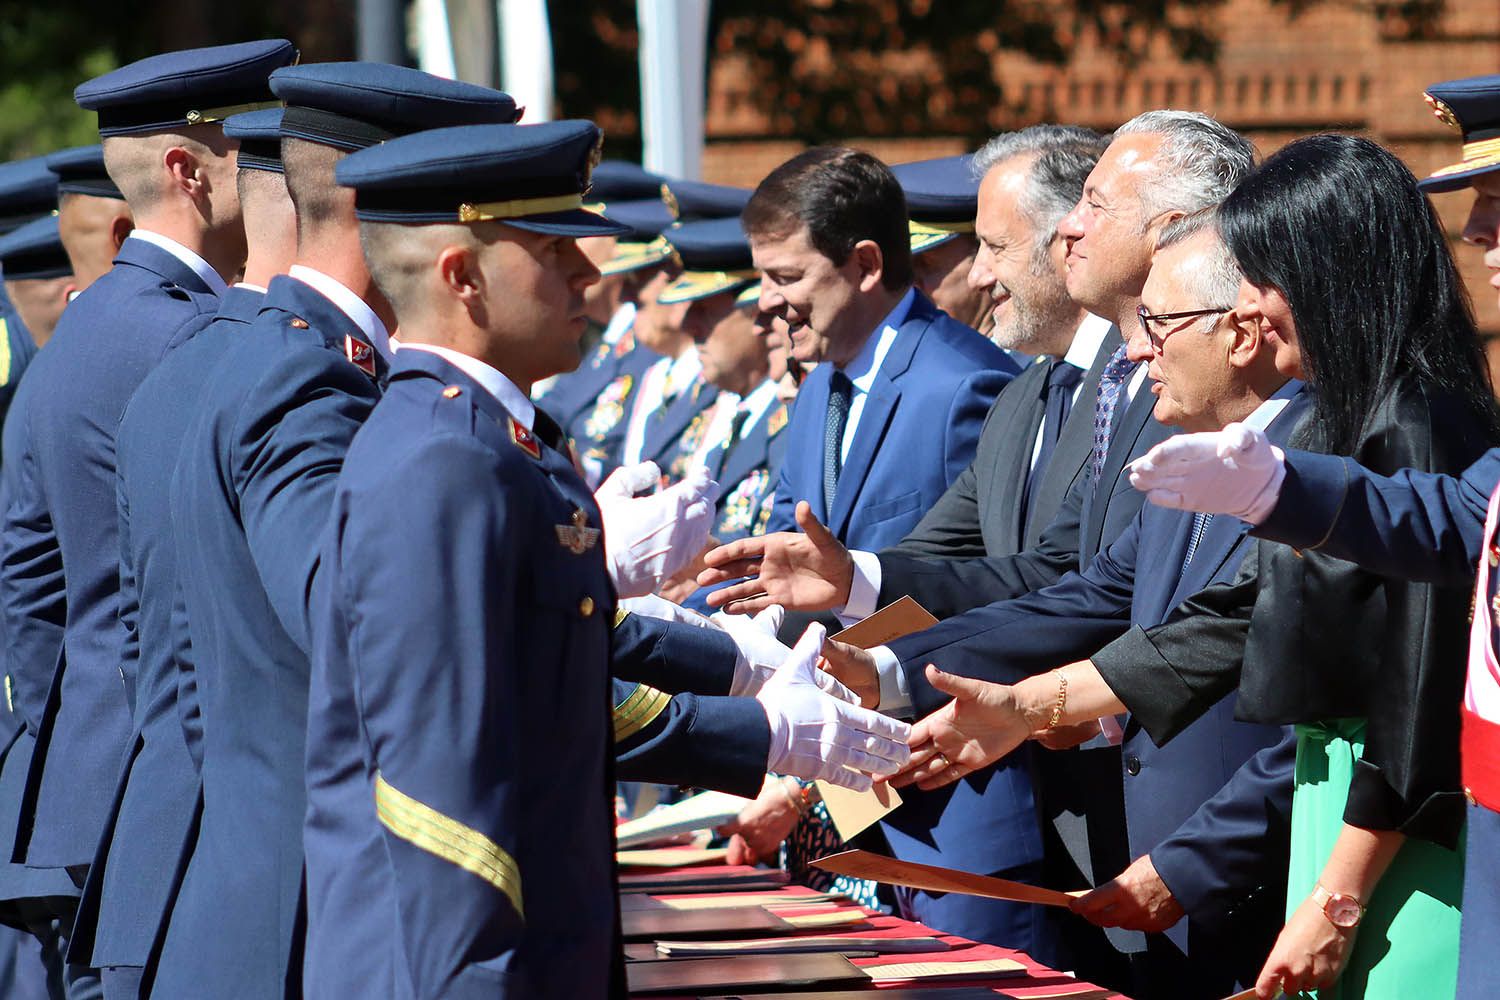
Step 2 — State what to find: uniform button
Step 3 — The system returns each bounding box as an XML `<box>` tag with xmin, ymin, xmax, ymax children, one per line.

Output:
<box><xmin>579</xmin><ymin>596</ymin><xmax>595</xmax><ymax>618</ymax></box>
<box><xmin>1125</xmin><ymin>755</ymin><xmax>1141</xmax><ymax>776</ymax></box>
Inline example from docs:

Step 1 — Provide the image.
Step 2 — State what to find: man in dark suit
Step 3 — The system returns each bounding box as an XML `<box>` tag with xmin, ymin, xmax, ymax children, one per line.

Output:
<box><xmin>704</xmin><ymin>144</ymin><xmax>1033</xmax><ymax>950</ymax></box>
<box><xmin>860</xmin><ymin>217</ymin><xmax>1301</xmax><ymax>999</ymax></box>
<box><xmin>0</xmin><ymin>41</ymin><xmax>297</xmax><ymax>1000</ymax></box>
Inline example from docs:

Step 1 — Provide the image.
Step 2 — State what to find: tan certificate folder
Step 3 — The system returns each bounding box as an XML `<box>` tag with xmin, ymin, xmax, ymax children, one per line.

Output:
<box><xmin>829</xmin><ymin>595</ymin><xmax>938</xmax><ymax>648</ymax></box>
<box><xmin>813</xmin><ymin>849</ymin><xmax>1081</xmax><ymax>908</ymax></box>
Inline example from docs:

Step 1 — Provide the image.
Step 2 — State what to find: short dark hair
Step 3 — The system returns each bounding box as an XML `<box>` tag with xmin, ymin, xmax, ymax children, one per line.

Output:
<box><xmin>742</xmin><ymin>146</ymin><xmax>913</xmax><ymax>291</ymax></box>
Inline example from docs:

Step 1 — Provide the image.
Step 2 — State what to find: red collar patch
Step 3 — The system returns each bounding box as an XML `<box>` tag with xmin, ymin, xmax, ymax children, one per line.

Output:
<box><xmin>509</xmin><ymin>417</ymin><xmax>541</xmax><ymax>459</ymax></box>
<box><xmin>344</xmin><ymin>334</ymin><xmax>377</xmax><ymax>377</ymax></box>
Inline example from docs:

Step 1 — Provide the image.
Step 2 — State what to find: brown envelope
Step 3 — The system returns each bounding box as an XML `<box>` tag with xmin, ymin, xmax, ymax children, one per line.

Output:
<box><xmin>812</xmin><ymin>849</ymin><xmax>1080</xmax><ymax>908</ymax></box>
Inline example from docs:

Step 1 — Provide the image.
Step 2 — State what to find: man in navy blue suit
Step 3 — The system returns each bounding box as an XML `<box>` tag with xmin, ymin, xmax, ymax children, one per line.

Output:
<box><xmin>0</xmin><ymin>41</ymin><xmax>297</xmax><ymax>1000</ymax></box>
<box><xmin>70</xmin><ymin>109</ymin><xmax>295</xmax><ymax>1000</ymax></box>
<box><xmin>702</xmin><ymin>145</ymin><xmax>1037</xmax><ymax>951</ymax></box>
<box><xmin>851</xmin><ymin>217</ymin><xmax>1302</xmax><ymax>998</ymax></box>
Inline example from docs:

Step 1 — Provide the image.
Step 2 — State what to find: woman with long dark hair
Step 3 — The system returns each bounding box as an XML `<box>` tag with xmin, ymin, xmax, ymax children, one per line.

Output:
<box><xmin>893</xmin><ymin>133</ymin><xmax>1499</xmax><ymax>998</ymax></box>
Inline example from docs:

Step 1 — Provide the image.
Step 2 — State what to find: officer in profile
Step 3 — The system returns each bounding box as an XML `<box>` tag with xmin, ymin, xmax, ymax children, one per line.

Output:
<box><xmin>45</xmin><ymin>145</ymin><xmax>134</xmax><ymax>288</ymax></box>
<box><xmin>894</xmin><ymin>154</ymin><xmax>991</xmax><ymax>335</ymax></box>
<box><xmin>304</xmin><ymin>120</ymin><xmax>910</xmax><ymax>997</ymax></box>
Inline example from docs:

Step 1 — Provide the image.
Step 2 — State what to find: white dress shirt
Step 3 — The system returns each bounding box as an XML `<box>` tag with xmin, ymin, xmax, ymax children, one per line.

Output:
<box><xmin>126</xmin><ymin>229</ymin><xmax>228</xmax><ymax>296</ymax></box>
<box><xmin>834</xmin><ymin>286</ymin><xmax>913</xmax><ymax>465</ymax></box>
<box><xmin>621</xmin><ymin>347</ymin><xmax>703</xmax><ymax>466</ymax></box>
<box><xmin>288</xmin><ymin>264</ymin><xmax>392</xmax><ymax>360</ymax></box>
<box><xmin>1028</xmin><ymin>312</ymin><xmax>1115</xmax><ymax>470</ymax></box>
<box><xmin>396</xmin><ymin>342</ymin><xmax>536</xmax><ymax>431</ymax></box>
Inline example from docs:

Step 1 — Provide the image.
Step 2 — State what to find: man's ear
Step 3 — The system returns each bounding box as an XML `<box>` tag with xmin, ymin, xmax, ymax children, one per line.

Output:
<box><xmin>162</xmin><ymin>146</ymin><xmax>203</xmax><ymax>202</ymax></box>
<box><xmin>1225</xmin><ymin>307</ymin><xmax>1262</xmax><ymax>368</ymax></box>
<box><xmin>851</xmin><ymin>238</ymin><xmax>885</xmax><ymax>294</ymax></box>
<box><xmin>437</xmin><ymin>243</ymin><xmax>482</xmax><ymax>305</ymax></box>
<box><xmin>110</xmin><ymin>213</ymin><xmax>135</xmax><ymax>255</ymax></box>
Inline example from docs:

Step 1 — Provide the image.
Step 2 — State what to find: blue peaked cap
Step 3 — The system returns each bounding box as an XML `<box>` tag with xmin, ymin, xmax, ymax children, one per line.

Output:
<box><xmin>892</xmin><ymin>154</ymin><xmax>977</xmax><ymax>254</ymax></box>
<box><xmin>75</xmin><ymin>39</ymin><xmax>296</xmax><ymax>137</ymax></box>
<box><xmin>223</xmin><ymin>108</ymin><xmax>285</xmax><ymax>174</ymax></box>
<box><xmin>0</xmin><ymin>157</ymin><xmax>60</xmax><ymax>235</ymax></box>
<box><xmin>1419</xmin><ymin>75</ymin><xmax>1500</xmax><ymax>193</ymax></box>
<box><xmin>45</xmin><ymin>146</ymin><xmax>122</xmax><ymax>200</ymax></box>
<box><xmin>663</xmin><ymin>178</ymin><xmax>752</xmax><ymax>221</ymax></box>
<box><xmin>271</xmin><ymin>62</ymin><xmax>520</xmax><ymax>152</ymax></box>
<box><xmin>0</xmin><ymin>215</ymin><xmax>71</xmax><ymax>281</ymax></box>
<box><xmin>335</xmin><ymin>120</ymin><xmax>631</xmax><ymax>237</ymax></box>
<box><xmin>590</xmin><ymin>161</ymin><xmax>668</xmax><ymax>203</ymax></box>
<box><xmin>658</xmin><ymin>216</ymin><xmax>757</xmax><ymax>305</ymax></box>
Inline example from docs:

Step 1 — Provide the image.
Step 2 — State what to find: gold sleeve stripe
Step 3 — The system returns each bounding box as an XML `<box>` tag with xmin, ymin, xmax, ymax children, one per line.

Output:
<box><xmin>0</xmin><ymin>317</ymin><xmax>12</xmax><ymax>387</ymax></box>
<box><xmin>613</xmin><ymin>684</ymin><xmax>672</xmax><ymax>743</ymax></box>
<box><xmin>612</xmin><ymin>608</ymin><xmax>630</xmax><ymax>628</ymax></box>
<box><xmin>374</xmin><ymin>772</ymin><xmax>524</xmax><ymax>919</ymax></box>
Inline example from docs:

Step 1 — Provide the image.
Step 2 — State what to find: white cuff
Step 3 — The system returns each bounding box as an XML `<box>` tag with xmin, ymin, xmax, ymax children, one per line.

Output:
<box><xmin>871</xmin><ymin>645</ymin><xmax>914</xmax><ymax>718</ymax></box>
<box><xmin>840</xmin><ymin>549</ymin><xmax>883</xmax><ymax>625</ymax></box>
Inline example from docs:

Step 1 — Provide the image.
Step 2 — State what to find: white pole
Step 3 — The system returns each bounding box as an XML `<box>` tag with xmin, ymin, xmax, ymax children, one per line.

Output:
<box><xmin>414</xmin><ymin>0</ymin><xmax>459</xmax><ymax>80</ymax></box>
<box><xmin>498</xmin><ymin>0</ymin><xmax>555</xmax><ymax>122</ymax></box>
<box><xmin>637</xmin><ymin>0</ymin><xmax>709</xmax><ymax>180</ymax></box>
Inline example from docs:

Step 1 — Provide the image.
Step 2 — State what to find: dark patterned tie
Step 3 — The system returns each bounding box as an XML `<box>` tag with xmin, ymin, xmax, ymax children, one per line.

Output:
<box><xmin>1089</xmin><ymin>344</ymin><xmax>1138</xmax><ymax>490</ymax></box>
<box><xmin>713</xmin><ymin>404</ymin><xmax>753</xmax><ymax>478</ymax></box>
<box><xmin>1022</xmin><ymin>359</ymin><xmax>1085</xmax><ymax>525</ymax></box>
<box><xmin>823</xmin><ymin>371</ymin><xmax>853</xmax><ymax>512</ymax></box>
<box><xmin>1179</xmin><ymin>511</ymin><xmax>1214</xmax><ymax>577</ymax></box>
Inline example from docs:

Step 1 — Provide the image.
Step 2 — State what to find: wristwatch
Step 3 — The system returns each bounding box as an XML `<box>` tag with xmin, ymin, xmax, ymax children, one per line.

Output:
<box><xmin>1311</xmin><ymin>883</ymin><xmax>1365</xmax><ymax>929</ymax></box>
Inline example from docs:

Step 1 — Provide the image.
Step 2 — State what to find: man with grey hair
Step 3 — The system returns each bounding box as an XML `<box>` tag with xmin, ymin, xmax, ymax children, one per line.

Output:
<box><xmin>836</xmin><ymin>212</ymin><xmax>1306</xmax><ymax>998</ymax></box>
<box><xmin>702</xmin><ymin>110</ymin><xmax>1258</xmax><ymax>987</ymax></box>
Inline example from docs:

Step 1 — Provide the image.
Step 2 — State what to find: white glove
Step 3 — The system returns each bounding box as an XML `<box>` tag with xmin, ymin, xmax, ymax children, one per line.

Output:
<box><xmin>597</xmin><ymin>463</ymin><xmax>721</xmax><ymax>599</ymax></box>
<box><xmin>755</xmin><ymin>623</ymin><xmax>912</xmax><ymax>790</ymax></box>
<box><xmin>1127</xmin><ymin>423</ymin><xmax>1286</xmax><ymax>525</ymax></box>
<box><xmin>619</xmin><ymin>593</ymin><xmax>716</xmax><ymax>629</ymax></box>
<box><xmin>714</xmin><ymin>605</ymin><xmax>854</xmax><ymax>702</ymax></box>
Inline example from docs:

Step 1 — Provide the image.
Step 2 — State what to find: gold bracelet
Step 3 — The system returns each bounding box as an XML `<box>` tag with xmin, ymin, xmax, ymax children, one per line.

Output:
<box><xmin>1045</xmin><ymin>670</ymin><xmax>1068</xmax><ymax>731</ymax></box>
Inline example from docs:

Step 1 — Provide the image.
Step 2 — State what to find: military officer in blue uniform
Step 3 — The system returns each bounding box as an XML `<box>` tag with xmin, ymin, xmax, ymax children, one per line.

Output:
<box><xmin>0</xmin><ymin>158</ymin><xmax>63</xmax><ymax>447</ymax></box>
<box><xmin>894</xmin><ymin>154</ymin><xmax>991</xmax><ymax>335</ymax></box>
<box><xmin>305</xmin><ymin>119</ymin><xmax>909</xmax><ymax>999</ymax></box>
<box><xmin>45</xmin><ymin>146</ymin><xmax>133</xmax><ymax>289</ymax></box>
<box><xmin>156</xmin><ymin>64</ymin><xmax>520</xmax><ymax>1000</ymax></box>
<box><xmin>68</xmin><ymin>108</ymin><xmax>295</xmax><ymax>1000</ymax></box>
<box><xmin>0</xmin><ymin>40</ymin><xmax>296</xmax><ymax>999</ymax></box>
<box><xmin>659</xmin><ymin>216</ymin><xmax>788</xmax><ymax>541</ymax></box>
<box><xmin>0</xmin><ymin>216</ymin><xmax>69</xmax><ymax>402</ymax></box>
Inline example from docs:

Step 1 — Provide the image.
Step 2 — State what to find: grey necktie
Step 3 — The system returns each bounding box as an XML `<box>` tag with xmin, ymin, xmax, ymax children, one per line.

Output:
<box><xmin>823</xmin><ymin>371</ymin><xmax>853</xmax><ymax>512</ymax></box>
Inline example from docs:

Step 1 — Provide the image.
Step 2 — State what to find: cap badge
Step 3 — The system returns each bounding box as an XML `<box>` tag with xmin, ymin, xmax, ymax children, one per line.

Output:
<box><xmin>1425</xmin><ymin>93</ymin><xmax>1461</xmax><ymax>130</ymax></box>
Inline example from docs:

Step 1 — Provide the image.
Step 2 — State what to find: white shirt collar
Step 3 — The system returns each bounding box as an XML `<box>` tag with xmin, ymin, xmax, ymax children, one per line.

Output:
<box><xmin>602</xmin><ymin>302</ymin><xmax>637</xmax><ymax>346</ymax></box>
<box><xmin>234</xmin><ymin>281</ymin><xmax>267</xmax><ymax>294</ymax></box>
<box><xmin>288</xmin><ymin>265</ymin><xmax>392</xmax><ymax>359</ymax></box>
<box><xmin>840</xmin><ymin>286</ymin><xmax>915</xmax><ymax>393</ymax></box>
<box><xmin>1063</xmin><ymin>312</ymin><xmax>1115</xmax><ymax>369</ymax></box>
<box><xmin>1242</xmin><ymin>385</ymin><xmax>1295</xmax><ymax>433</ymax></box>
<box><xmin>396</xmin><ymin>342</ymin><xmax>536</xmax><ymax>430</ymax></box>
<box><xmin>127</xmin><ymin>229</ymin><xmax>228</xmax><ymax>296</ymax></box>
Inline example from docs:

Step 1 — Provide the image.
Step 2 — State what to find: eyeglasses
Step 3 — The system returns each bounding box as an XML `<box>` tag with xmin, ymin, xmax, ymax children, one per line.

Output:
<box><xmin>1136</xmin><ymin>304</ymin><xmax>1232</xmax><ymax>351</ymax></box>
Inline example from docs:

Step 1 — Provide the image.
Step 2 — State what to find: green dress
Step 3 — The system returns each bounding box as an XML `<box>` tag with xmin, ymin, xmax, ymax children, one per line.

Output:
<box><xmin>1288</xmin><ymin>720</ymin><xmax>1465</xmax><ymax>999</ymax></box>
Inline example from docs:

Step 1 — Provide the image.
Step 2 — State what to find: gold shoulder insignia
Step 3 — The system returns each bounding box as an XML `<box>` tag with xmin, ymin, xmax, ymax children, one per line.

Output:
<box><xmin>374</xmin><ymin>773</ymin><xmax>524</xmax><ymax>918</ymax></box>
<box><xmin>614</xmin><ymin>684</ymin><xmax>672</xmax><ymax>742</ymax></box>
<box><xmin>612</xmin><ymin>608</ymin><xmax>630</xmax><ymax>628</ymax></box>
<box><xmin>442</xmin><ymin>385</ymin><xmax>462</xmax><ymax>399</ymax></box>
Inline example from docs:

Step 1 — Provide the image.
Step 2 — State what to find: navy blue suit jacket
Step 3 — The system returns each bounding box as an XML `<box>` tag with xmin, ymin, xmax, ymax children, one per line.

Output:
<box><xmin>304</xmin><ymin>350</ymin><xmax>621</xmax><ymax>999</ymax></box>
<box><xmin>0</xmin><ymin>305</ymin><xmax>38</xmax><ymax>470</ymax></box>
<box><xmin>1</xmin><ymin>236</ymin><xmax>218</xmax><ymax>870</ymax></box>
<box><xmin>71</xmin><ymin>286</ymin><xmax>264</xmax><ymax>971</ymax></box>
<box><xmin>158</xmin><ymin>275</ymin><xmax>383</xmax><ymax>999</ymax></box>
<box><xmin>1255</xmin><ymin>446</ymin><xmax>1500</xmax><ymax>587</ymax></box>
<box><xmin>886</xmin><ymin>388</ymin><xmax>1305</xmax><ymax>990</ymax></box>
<box><xmin>767</xmin><ymin>291</ymin><xmax>1017</xmax><ymax>549</ymax></box>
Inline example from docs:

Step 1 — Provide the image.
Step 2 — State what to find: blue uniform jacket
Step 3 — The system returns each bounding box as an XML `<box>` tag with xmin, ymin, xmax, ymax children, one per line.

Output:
<box><xmin>0</xmin><ymin>236</ymin><xmax>218</xmax><ymax>870</ymax></box>
<box><xmin>886</xmin><ymin>387</ymin><xmax>1307</xmax><ymax>992</ymax></box>
<box><xmin>1255</xmin><ymin>446</ymin><xmax>1500</xmax><ymax>587</ymax></box>
<box><xmin>0</xmin><ymin>305</ymin><xmax>37</xmax><ymax>469</ymax></box>
<box><xmin>706</xmin><ymin>396</ymin><xmax>790</xmax><ymax>544</ymax></box>
<box><xmin>303</xmin><ymin>348</ymin><xmax>622</xmax><ymax>999</ymax></box>
<box><xmin>553</xmin><ymin>327</ymin><xmax>660</xmax><ymax>483</ymax></box>
<box><xmin>0</xmin><ymin>367</ymin><xmax>74</xmax><ymax>912</ymax></box>
<box><xmin>71</xmin><ymin>286</ymin><xmax>265</xmax><ymax>971</ymax></box>
<box><xmin>766</xmin><ymin>291</ymin><xmax>1017</xmax><ymax>549</ymax></box>
<box><xmin>157</xmin><ymin>275</ymin><xmax>383</xmax><ymax>999</ymax></box>
<box><xmin>643</xmin><ymin>376</ymin><xmax>720</xmax><ymax>481</ymax></box>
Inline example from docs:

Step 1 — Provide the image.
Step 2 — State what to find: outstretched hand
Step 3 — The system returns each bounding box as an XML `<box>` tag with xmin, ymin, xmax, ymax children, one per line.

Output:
<box><xmin>698</xmin><ymin>501</ymin><xmax>854</xmax><ymax>615</ymax></box>
<box><xmin>885</xmin><ymin>666</ymin><xmax>1031</xmax><ymax>790</ymax></box>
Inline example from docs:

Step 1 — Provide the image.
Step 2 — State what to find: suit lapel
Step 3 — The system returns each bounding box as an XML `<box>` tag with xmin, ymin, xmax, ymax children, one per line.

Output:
<box><xmin>828</xmin><ymin>378</ymin><xmax>901</xmax><ymax>537</ymax></box>
<box><xmin>1027</xmin><ymin>327</ymin><xmax>1122</xmax><ymax>544</ymax></box>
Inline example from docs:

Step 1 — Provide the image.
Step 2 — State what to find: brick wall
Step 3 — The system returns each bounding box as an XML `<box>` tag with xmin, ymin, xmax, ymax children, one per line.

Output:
<box><xmin>700</xmin><ymin>0</ymin><xmax>1500</xmax><ymax>338</ymax></box>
